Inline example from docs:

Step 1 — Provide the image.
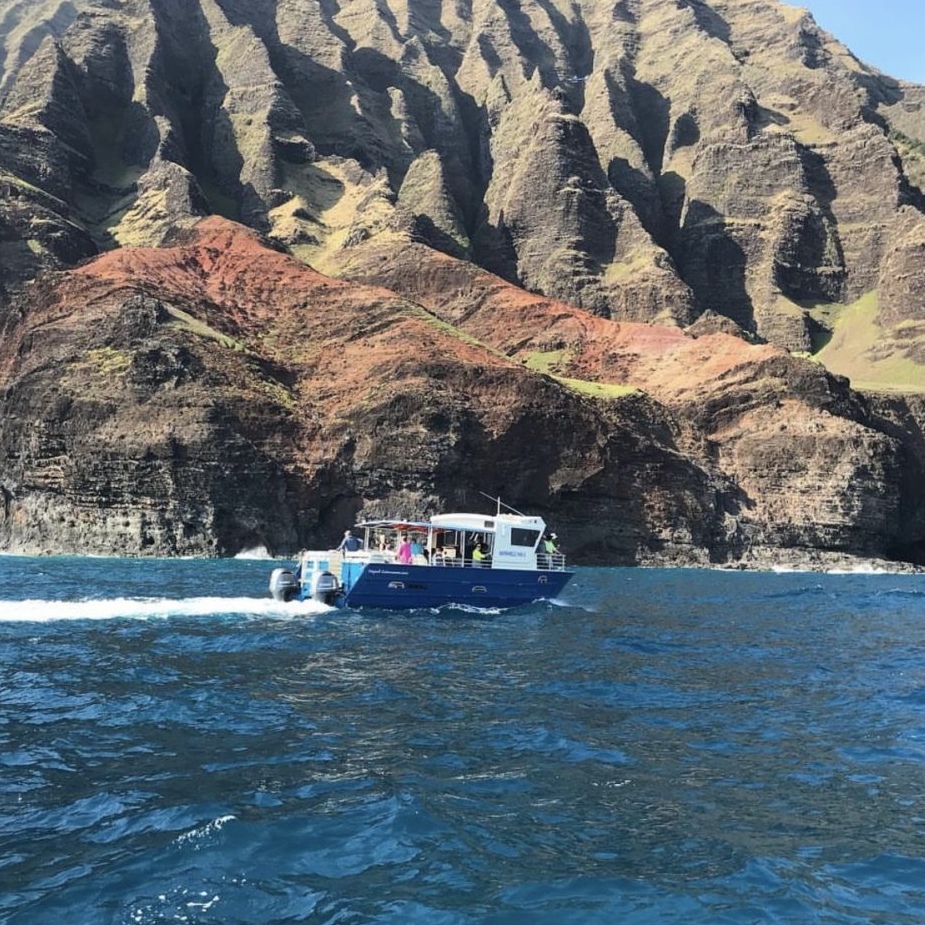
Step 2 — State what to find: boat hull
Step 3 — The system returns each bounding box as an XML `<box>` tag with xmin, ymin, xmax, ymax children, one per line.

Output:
<box><xmin>332</xmin><ymin>562</ymin><xmax>573</xmax><ymax>610</ymax></box>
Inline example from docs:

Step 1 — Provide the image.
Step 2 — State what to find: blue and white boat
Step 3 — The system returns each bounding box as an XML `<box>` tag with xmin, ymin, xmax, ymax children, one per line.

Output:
<box><xmin>269</xmin><ymin>507</ymin><xmax>573</xmax><ymax>610</ymax></box>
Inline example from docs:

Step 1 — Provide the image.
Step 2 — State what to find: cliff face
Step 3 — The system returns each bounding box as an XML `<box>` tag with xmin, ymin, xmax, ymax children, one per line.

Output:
<box><xmin>3</xmin><ymin>0</ymin><xmax>925</xmax><ymax>345</ymax></box>
<box><xmin>0</xmin><ymin>217</ymin><xmax>922</xmax><ymax>566</ymax></box>
<box><xmin>0</xmin><ymin>219</ymin><xmax>720</xmax><ymax>559</ymax></box>
<box><xmin>336</xmin><ymin>237</ymin><xmax>925</xmax><ymax>565</ymax></box>
<box><xmin>0</xmin><ymin>0</ymin><xmax>924</xmax><ymax>564</ymax></box>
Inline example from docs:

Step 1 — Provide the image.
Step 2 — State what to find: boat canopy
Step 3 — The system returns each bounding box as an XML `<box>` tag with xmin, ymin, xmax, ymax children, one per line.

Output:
<box><xmin>355</xmin><ymin>519</ymin><xmax>432</xmax><ymax>532</ymax></box>
<box><xmin>356</xmin><ymin>513</ymin><xmax>548</xmax><ymax>536</ymax></box>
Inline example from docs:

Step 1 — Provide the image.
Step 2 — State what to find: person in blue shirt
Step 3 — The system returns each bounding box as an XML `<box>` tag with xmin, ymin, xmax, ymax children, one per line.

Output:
<box><xmin>337</xmin><ymin>529</ymin><xmax>363</xmax><ymax>552</ymax></box>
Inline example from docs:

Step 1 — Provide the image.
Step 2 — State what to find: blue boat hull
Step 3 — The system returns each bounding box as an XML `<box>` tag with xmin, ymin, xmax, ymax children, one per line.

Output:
<box><xmin>324</xmin><ymin>562</ymin><xmax>573</xmax><ymax>610</ymax></box>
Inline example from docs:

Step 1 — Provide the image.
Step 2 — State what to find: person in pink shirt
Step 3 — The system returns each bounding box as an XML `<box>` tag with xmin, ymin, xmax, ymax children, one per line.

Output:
<box><xmin>396</xmin><ymin>535</ymin><xmax>413</xmax><ymax>564</ymax></box>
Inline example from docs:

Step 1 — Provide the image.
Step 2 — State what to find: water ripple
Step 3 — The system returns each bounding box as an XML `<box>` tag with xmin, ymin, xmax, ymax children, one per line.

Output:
<box><xmin>3</xmin><ymin>563</ymin><xmax>925</xmax><ymax>922</ymax></box>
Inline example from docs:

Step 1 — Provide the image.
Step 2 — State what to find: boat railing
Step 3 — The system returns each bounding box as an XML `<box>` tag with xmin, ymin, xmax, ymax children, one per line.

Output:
<box><xmin>322</xmin><ymin>548</ymin><xmax>566</xmax><ymax>570</ymax></box>
<box><xmin>431</xmin><ymin>551</ymin><xmax>488</xmax><ymax>568</ymax></box>
<box><xmin>430</xmin><ymin>549</ymin><xmax>457</xmax><ymax>566</ymax></box>
<box><xmin>538</xmin><ymin>552</ymin><xmax>567</xmax><ymax>571</ymax></box>
<box><xmin>364</xmin><ymin>551</ymin><xmax>394</xmax><ymax>564</ymax></box>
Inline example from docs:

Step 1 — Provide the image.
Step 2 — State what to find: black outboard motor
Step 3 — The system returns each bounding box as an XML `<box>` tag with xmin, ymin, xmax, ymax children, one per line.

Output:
<box><xmin>310</xmin><ymin>570</ymin><xmax>340</xmax><ymax>606</ymax></box>
<box><xmin>269</xmin><ymin>568</ymin><xmax>301</xmax><ymax>602</ymax></box>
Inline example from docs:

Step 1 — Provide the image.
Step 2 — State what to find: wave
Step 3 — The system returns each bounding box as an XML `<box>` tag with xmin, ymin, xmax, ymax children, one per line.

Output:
<box><xmin>0</xmin><ymin>596</ymin><xmax>333</xmax><ymax>623</ymax></box>
<box><xmin>825</xmin><ymin>565</ymin><xmax>909</xmax><ymax>575</ymax></box>
<box><xmin>175</xmin><ymin>814</ymin><xmax>237</xmax><ymax>845</ymax></box>
<box><xmin>233</xmin><ymin>546</ymin><xmax>274</xmax><ymax>560</ymax></box>
<box><xmin>770</xmin><ymin>562</ymin><xmax>923</xmax><ymax>576</ymax></box>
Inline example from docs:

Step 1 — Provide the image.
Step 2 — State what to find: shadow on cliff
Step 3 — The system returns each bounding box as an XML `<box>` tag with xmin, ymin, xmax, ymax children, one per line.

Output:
<box><xmin>275</xmin><ymin>42</ymin><xmax>476</xmax><ymax>224</ymax></box>
<box><xmin>678</xmin><ymin>200</ymin><xmax>755</xmax><ymax>330</ymax></box>
<box><xmin>145</xmin><ymin>0</ymin><xmax>249</xmax><ymax>224</ymax></box>
<box><xmin>603</xmin><ymin>74</ymin><xmax>682</xmax><ymax>254</ymax></box>
<box><xmin>627</xmin><ymin>76</ymin><xmax>671</xmax><ymax>179</ymax></box>
<box><xmin>864</xmin><ymin>395</ymin><xmax>925</xmax><ymax>565</ymax></box>
<box><xmin>494</xmin><ymin>0</ymin><xmax>560</xmax><ymax>89</ymax></box>
<box><xmin>684</xmin><ymin>0</ymin><xmax>732</xmax><ymax>43</ymax></box>
<box><xmin>535</xmin><ymin>0</ymin><xmax>594</xmax><ymax>110</ymax></box>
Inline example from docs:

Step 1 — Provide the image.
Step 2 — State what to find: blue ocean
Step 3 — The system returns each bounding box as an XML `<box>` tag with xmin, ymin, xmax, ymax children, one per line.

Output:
<box><xmin>3</xmin><ymin>556</ymin><xmax>925</xmax><ymax>924</ymax></box>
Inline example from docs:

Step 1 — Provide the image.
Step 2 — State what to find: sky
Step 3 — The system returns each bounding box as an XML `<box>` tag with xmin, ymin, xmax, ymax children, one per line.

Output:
<box><xmin>794</xmin><ymin>0</ymin><xmax>925</xmax><ymax>84</ymax></box>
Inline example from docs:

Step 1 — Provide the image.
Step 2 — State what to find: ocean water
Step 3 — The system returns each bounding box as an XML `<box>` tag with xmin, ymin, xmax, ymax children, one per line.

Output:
<box><xmin>2</xmin><ymin>557</ymin><xmax>925</xmax><ymax>925</ymax></box>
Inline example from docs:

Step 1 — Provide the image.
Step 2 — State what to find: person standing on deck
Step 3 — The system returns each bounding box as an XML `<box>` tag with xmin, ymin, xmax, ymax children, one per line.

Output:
<box><xmin>337</xmin><ymin>530</ymin><xmax>363</xmax><ymax>553</ymax></box>
<box><xmin>396</xmin><ymin>535</ymin><xmax>413</xmax><ymax>564</ymax></box>
<box><xmin>540</xmin><ymin>532</ymin><xmax>559</xmax><ymax>567</ymax></box>
<box><xmin>472</xmin><ymin>542</ymin><xmax>490</xmax><ymax>567</ymax></box>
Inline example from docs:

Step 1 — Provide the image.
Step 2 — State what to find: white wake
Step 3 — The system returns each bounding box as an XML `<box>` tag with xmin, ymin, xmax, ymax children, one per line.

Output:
<box><xmin>0</xmin><ymin>596</ymin><xmax>333</xmax><ymax>623</ymax></box>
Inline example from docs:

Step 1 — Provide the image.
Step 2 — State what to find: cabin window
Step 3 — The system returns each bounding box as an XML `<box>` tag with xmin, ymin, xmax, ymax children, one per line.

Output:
<box><xmin>438</xmin><ymin>530</ymin><xmax>460</xmax><ymax>548</ymax></box>
<box><xmin>511</xmin><ymin>528</ymin><xmax>540</xmax><ymax>547</ymax></box>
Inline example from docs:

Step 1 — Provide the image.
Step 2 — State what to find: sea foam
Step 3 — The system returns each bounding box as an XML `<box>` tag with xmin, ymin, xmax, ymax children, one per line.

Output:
<box><xmin>0</xmin><ymin>596</ymin><xmax>332</xmax><ymax>622</ymax></box>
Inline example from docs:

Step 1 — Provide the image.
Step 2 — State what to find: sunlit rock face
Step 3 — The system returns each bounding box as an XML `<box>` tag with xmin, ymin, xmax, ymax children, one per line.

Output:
<box><xmin>0</xmin><ymin>0</ymin><xmax>924</xmax><ymax>565</ymax></box>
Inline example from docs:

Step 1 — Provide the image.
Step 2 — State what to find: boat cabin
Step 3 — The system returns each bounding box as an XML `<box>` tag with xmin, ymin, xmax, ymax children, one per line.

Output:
<box><xmin>353</xmin><ymin>512</ymin><xmax>564</xmax><ymax>570</ymax></box>
<box><xmin>295</xmin><ymin>511</ymin><xmax>566</xmax><ymax>584</ymax></box>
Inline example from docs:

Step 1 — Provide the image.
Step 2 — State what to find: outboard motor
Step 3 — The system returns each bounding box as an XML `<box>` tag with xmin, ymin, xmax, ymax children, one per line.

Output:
<box><xmin>269</xmin><ymin>568</ymin><xmax>301</xmax><ymax>603</ymax></box>
<box><xmin>310</xmin><ymin>570</ymin><xmax>341</xmax><ymax>606</ymax></box>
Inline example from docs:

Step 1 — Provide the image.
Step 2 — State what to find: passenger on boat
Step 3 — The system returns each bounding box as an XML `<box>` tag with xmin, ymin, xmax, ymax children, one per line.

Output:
<box><xmin>410</xmin><ymin>535</ymin><xmax>427</xmax><ymax>564</ymax></box>
<box><xmin>472</xmin><ymin>542</ymin><xmax>490</xmax><ymax>567</ymax></box>
<box><xmin>539</xmin><ymin>532</ymin><xmax>559</xmax><ymax>568</ymax></box>
<box><xmin>337</xmin><ymin>529</ymin><xmax>363</xmax><ymax>552</ymax></box>
<box><xmin>396</xmin><ymin>535</ymin><xmax>413</xmax><ymax>564</ymax></box>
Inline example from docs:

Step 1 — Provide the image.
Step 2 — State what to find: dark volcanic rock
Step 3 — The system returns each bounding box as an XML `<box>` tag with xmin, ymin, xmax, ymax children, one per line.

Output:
<box><xmin>0</xmin><ymin>218</ymin><xmax>921</xmax><ymax>565</ymax></box>
<box><xmin>0</xmin><ymin>219</ymin><xmax>719</xmax><ymax>558</ymax></box>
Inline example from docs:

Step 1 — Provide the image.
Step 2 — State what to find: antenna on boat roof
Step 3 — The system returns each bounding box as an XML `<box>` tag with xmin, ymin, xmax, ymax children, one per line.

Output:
<box><xmin>479</xmin><ymin>491</ymin><xmax>526</xmax><ymax>517</ymax></box>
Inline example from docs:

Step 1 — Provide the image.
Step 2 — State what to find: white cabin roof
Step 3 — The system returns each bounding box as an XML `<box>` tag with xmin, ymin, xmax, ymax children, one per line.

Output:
<box><xmin>429</xmin><ymin>513</ymin><xmax>546</xmax><ymax>534</ymax></box>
